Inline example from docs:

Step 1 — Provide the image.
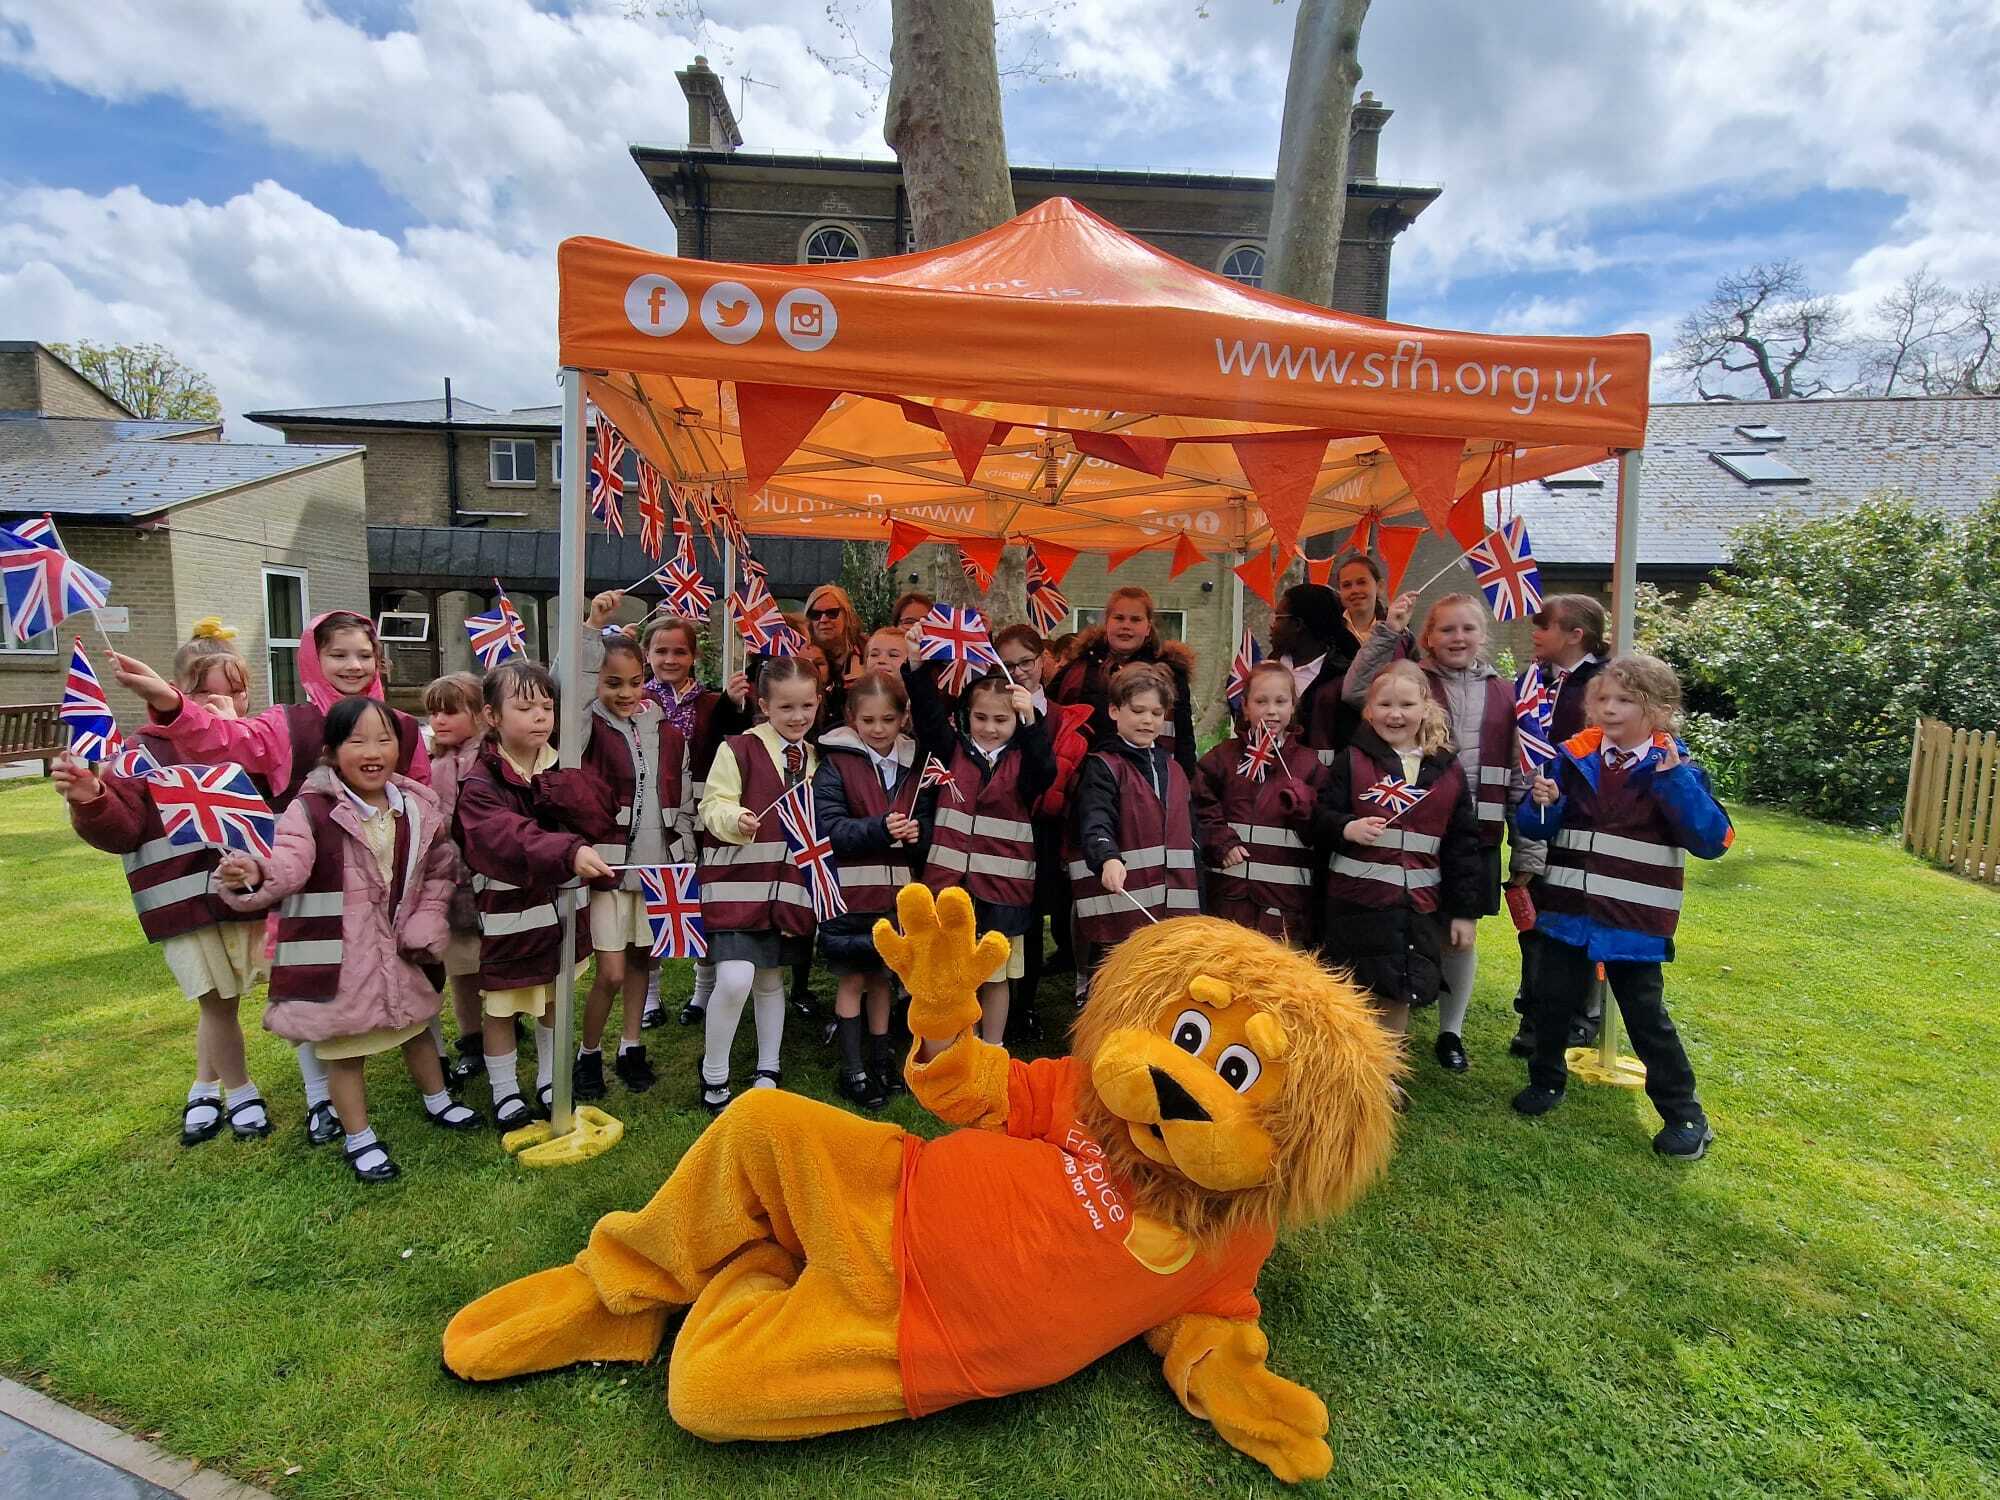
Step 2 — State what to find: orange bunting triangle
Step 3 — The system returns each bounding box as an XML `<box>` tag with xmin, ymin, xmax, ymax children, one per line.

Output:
<box><xmin>1030</xmin><ymin>539</ymin><xmax>1080</xmax><ymax>586</ymax></box>
<box><xmin>736</xmin><ymin>382</ymin><xmax>839</xmax><ymax>497</ymax></box>
<box><xmin>1380</xmin><ymin>434</ymin><xmax>1468</xmax><ymax>536</ymax></box>
<box><xmin>1106</xmin><ymin>533</ymin><xmax>1174</xmax><ymax>573</ymax></box>
<box><xmin>1446</xmin><ymin>487</ymin><xmax>1487</xmax><ymax>552</ymax></box>
<box><xmin>957</xmin><ymin>535</ymin><xmax>1006</xmax><ymax>580</ymax></box>
<box><xmin>1305</xmin><ymin>554</ymin><xmax>1335</xmax><ymax>586</ymax></box>
<box><xmin>1168</xmin><ymin>531</ymin><xmax>1204</xmax><ymax>580</ymax></box>
<box><xmin>886</xmin><ymin>519</ymin><xmax>929</xmax><ymax>570</ymax></box>
<box><xmin>1376</xmin><ymin>525</ymin><xmax>1426</xmax><ymax>597</ymax></box>
<box><xmin>1234</xmin><ymin>547</ymin><xmax>1281</xmax><ymax>607</ymax></box>
<box><xmin>1343</xmin><ymin>510</ymin><xmax>1377</xmax><ymax>556</ymax></box>
<box><xmin>1071</xmin><ymin>430</ymin><xmax>1174</xmax><ymax>477</ymax></box>
<box><xmin>1233</xmin><ymin>435</ymin><xmax>1326</xmax><ymax>558</ymax></box>
<box><xmin>931</xmin><ymin>405</ymin><xmax>1010</xmax><ymax>484</ymax></box>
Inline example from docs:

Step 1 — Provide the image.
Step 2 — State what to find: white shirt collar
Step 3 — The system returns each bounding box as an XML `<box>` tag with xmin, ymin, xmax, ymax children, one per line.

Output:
<box><xmin>341</xmin><ymin>779</ymin><xmax>404</xmax><ymax>819</ymax></box>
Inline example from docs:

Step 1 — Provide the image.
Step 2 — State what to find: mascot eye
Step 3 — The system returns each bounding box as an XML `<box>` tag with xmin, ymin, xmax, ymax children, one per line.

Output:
<box><xmin>1214</xmin><ymin>1044</ymin><xmax>1262</xmax><ymax>1093</ymax></box>
<box><xmin>1171</xmin><ymin>1009</ymin><xmax>1211</xmax><ymax>1054</ymax></box>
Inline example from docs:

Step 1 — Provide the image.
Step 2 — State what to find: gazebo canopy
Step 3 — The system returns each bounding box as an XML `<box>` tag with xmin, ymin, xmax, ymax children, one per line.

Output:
<box><xmin>560</xmin><ymin>197</ymin><xmax>1651</xmax><ymax>558</ymax></box>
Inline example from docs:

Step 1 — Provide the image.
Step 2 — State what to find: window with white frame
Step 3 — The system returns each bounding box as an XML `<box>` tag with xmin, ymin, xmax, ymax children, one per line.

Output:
<box><xmin>1069</xmin><ymin>606</ymin><xmax>1186</xmax><ymax>643</ymax></box>
<box><xmin>551</xmin><ymin>439</ymin><xmax>562</xmax><ymax>486</ymax></box>
<box><xmin>1218</xmin><ymin>243</ymin><xmax>1266</xmax><ymax>288</ymax></box>
<box><xmin>801</xmin><ymin>223</ymin><xmax>864</xmax><ymax>263</ymax></box>
<box><xmin>263</xmin><ymin>567</ymin><xmax>308</xmax><ymax>706</ymax></box>
<box><xmin>0</xmin><ymin>596</ymin><xmax>55</xmax><ymax>654</ymax></box>
<box><xmin>489</xmin><ymin>437</ymin><xmax>537</xmax><ymax>486</ymax></box>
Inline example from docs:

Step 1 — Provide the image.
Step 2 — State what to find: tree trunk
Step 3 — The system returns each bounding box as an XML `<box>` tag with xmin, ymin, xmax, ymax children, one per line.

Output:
<box><xmin>1264</xmin><ymin>0</ymin><xmax>1371</xmax><ymax>308</ymax></box>
<box><xmin>885</xmin><ymin>0</ymin><xmax>1024</xmax><ymax>625</ymax></box>
<box><xmin>1199</xmin><ymin>0</ymin><xmax>1371</xmax><ymax>738</ymax></box>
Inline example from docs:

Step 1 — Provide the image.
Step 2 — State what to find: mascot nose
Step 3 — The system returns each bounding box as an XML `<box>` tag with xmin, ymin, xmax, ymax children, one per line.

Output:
<box><xmin>1149</xmin><ymin>1067</ymin><xmax>1210</xmax><ymax>1123</ymax></box>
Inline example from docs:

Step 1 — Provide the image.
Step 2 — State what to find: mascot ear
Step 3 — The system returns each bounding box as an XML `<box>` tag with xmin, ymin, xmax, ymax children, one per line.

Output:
<box><xmin>1189</xmin><ymin>975</ymin><xmax>1233</xmax><ymax>1009</ymax></box>
<box><xmin>1245</xmin><ymin>1012</ymin><xmax>1290</xmax><ymax>1060</ymax></box>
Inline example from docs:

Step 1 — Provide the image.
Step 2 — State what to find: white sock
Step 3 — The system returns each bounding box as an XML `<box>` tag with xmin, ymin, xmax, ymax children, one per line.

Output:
<box><xmin>644</xmin><ymin>968</ymin><xmax>661</xmax><ymax>1013</ymax></box>
<box><xmin>577</xmin><ymin>1045</ymin><xmax>601</xmax><ymax>1058</ymax></box>
<box><xmin>224</xmin><ymin>1081</ymin><xmax>267</xmax><ymax>1130</ymax></box>
<box><xmin>751</xmin><ymin>967</ymin><xmax>786</xmax><ymax>1080</ymax></box>
<box><xmin>1439</xmin><ymin>944</ymin><xmax>1478</xmax><ymax>1036</ymax></box>
<box><xmin>535</xmin><ymin>1025</ymin><xmax>556</xmax><ymax>1091</ymax></box>
<box><xmin>692</xmin><ymin>959</ymin><xmax>717</xmax><ymax>1011</ymax></box>
<box><xmin>701</xmin><ymin>959</ymin><xmax>756</xmax><ymax>1086</ymax></box>
<box><xmin>422</xmin><ymin>1089</ymin><xmax>452</xmax><ymax>1114</ymax></box>
<box><xmin>343</xmin><ymin>1127</ymin><xmax>387</xmax><ymax>1170</ymax></box>
<box><xmin>186</xmin><ymin>1081</ymin><xmax>221</xmax><ymax>1127</ymax></box>
<box><xmin>486</xmin><ymin>1049</ymin><xmax>520</xmax><ymax>1104</ymax></box>
<box><xmin>617</xmin><ymin>1039</ymin><xmax>638</xmax><ymax>1057</ymax></box>
<box><xmin>295</xmin><ymin>1043</ymin><xmax>330</xmax><ymax>1108</ymax></box>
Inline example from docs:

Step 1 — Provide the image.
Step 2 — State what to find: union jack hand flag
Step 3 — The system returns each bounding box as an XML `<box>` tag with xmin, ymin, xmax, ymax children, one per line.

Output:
<box><xmin>109</xmin><ymin>741</ymin><xmax>161</xmax><ymax>779</ymax></box>
<box><xmin>147</xmin><ymin>763</ymin><xmax>276</xmax><ymax>859</ymax></box>
<box><xmin>957</xmin><ymin>545</ymin><xmax>994</xmax><ymax>592</ymax></box>
<box><xmin>0</xmin><ymin>527</ymin><xmax>111</xmax><ymax>643</ymax></box>
<box><xmin>917</xmin><ymin>751</ymin><xmax>963</xmax><ymax>803</ymax></box>
<box><xmin>1024</xmin><ymin>549</ymin><xmax>1069</xmax><ymax>636</ymax></box>
<box><xmin>9</xmin><ymin>514</ymin><xmax>60</xmax><ymax>549</ymax></box>
<box><xmin>587</xmin><ymin>419</ymin><xmax>627</xmax><ymax>537</ymax></box>
<box><xmin>671</xmin><ymin>478</ymin><xmax>715</xmax><ymax>535</ymax></box>
<box><xmin>60</xmin><ymin>638</ymin><xmax>121</xmax><ymax>762</ymax></box>
<box><xmin>731</xmin><ymin>574</ymin><xmax>803</xmax><ymax>656</ymax></box>
<box><xmin>660</xmin><ymin>529</ymin><xmax>714</xmax><ymax>621</ymax></box>
<box><xmin>1470</xmin><ymin>516</ymin><xmax>1543</xmax><ymax>623</ymax></box>
<box><xmin>465</xmin><ymin>585</ymin><xmax>526</xmax><ymax>668</ymax></box>
<box><xmin>772</xmin><ymin>779</ymin><xmax>846</xmax><ymax>921</ymax></box>
<box><xmin>1225</xmin><ymin>626</ymin><xmax>1262</xmax><ymax>712</ymax></box>
<box><xmin>917</xmin><ymin>604</ymin><xmax>1000</xmax><ymax>695</ymax></box>
<box><xmin>1359</xmin><ymin>774</ymin><xmax>1427</xmax><ymax>816</ymax></box>
<box><xmin>636</xmin><ymin>459</ymin><xmax>668</xmax><ymax>559</ymax></box>
<box><xmin>1236</xmin><ymin>724</ymin><xmax>1282</xmax><ymax>783</ymax></box>
<box><xmin>1514</xmin><ymin>664</ymin><xmax>1557</xmax><ymax>772</ymax></box>
<box><xmin>639</xmin><ymin>863</ymin><xmax>706</xmax><ymax>959</ymax></box>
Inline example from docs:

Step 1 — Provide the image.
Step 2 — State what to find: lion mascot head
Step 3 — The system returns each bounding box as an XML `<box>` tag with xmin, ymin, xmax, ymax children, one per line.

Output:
<box><xmin>1072</xmin><ymin>916</ymin><xmax>1402</xmax><ymax>1245</ymax></box>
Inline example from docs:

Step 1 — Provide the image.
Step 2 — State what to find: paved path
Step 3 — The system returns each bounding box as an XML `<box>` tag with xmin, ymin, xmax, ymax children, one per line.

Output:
<box><xmin>0</xmin><ymin>1381</ymin><xmax>273</xmax><ymax>1500</ymax></box>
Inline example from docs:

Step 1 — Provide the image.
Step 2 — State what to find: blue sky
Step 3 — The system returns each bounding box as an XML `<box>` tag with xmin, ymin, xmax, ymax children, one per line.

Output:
<box><xmin>1</xmin><ymin>0</ymin><xmax>1992</xmax><ymax>433</ymax></box>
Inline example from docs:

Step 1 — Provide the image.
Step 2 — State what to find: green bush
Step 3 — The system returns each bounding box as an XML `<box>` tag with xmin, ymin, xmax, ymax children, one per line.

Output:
<box><xmin>1638</xmin><ymin>492</ymin><xmax>2000</xmax><ymax>827</ymax></box>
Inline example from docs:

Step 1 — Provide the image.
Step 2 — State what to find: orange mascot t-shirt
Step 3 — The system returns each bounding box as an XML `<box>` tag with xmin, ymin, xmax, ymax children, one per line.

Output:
<box><xmin>894</xmin><ymin>1055</ymin><xmax>1276</xmax><ymax>1417</ymax></box>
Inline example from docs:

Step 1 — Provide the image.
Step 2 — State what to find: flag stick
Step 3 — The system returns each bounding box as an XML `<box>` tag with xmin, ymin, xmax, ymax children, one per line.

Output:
<box><xmin>1408</xmin><ymin>539</ymin><xmax>1480</xmax><ymax>597</ymax></box>
<box><xmin>87</xmin><ymin>611</ymin><xmax>119</xmax><ymax>659</ymax></box>
<box><xmin>1118</xmin><ymin>887</ymin><xmax>1161</xmax><ymax>925</ymax></box>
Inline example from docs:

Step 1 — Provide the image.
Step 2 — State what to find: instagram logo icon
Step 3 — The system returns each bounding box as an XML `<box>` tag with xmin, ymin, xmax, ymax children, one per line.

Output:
<box><xmin>777</xmin><ymin>289</ymin><xmax>837</xmax><ymax>352</ymax></box>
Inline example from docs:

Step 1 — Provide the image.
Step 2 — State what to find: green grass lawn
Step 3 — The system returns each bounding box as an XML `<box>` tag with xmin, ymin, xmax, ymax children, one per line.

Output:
<box><xmin>2</xmin><ymin>780</ymin><xmax>1998</xmax><ymax>1499</ymax></box>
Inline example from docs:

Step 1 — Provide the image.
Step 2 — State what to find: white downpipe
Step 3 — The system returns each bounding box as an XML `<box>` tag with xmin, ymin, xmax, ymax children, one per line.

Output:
<box><xmin>1613</xmin><ymin>448</ymin><xmax>1642</xmax><ymax>653</ymax></box>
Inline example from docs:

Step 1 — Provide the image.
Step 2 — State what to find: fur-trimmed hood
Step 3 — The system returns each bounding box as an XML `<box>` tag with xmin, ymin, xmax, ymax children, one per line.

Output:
<box><xmin>1064</xmin><ymin>624</ymin><xmax>1195</xmax><ymax>679</ymax></box>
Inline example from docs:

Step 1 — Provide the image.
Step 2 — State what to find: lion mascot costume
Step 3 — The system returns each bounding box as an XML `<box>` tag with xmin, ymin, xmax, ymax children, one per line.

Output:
<box><xmin>443</xmin><ymin>886</ymin><xmax>1399</xmax><ymax>1482</ymax></box>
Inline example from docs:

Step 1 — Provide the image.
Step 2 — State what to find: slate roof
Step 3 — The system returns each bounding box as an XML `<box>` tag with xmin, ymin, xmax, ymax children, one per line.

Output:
<box><xmin>0</xmin><ymin>413</ymin><xmax>360</xmax><ymax>518</ymax></box>
<box><xmin>247</xmin><ymin>397</ymin><xmax>560</xmax><ymax>431</ymax></box>
<box><xmin>370</xmin><ymin>525</ymin><xmax>842</xmax><ymax>598</ymax></box>
<box><xmin>1513</xmin><ymin>396</ymin><xmax>2000</xmax><ymax>570</ymax></box>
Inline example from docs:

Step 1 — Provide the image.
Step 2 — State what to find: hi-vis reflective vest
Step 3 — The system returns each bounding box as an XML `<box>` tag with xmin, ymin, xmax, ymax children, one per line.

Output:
<box><xmin>826</xmin><ymin>745</ymin><xmax>918</xmax><ymax>915</ymax></box>
<box><xmin>1201</xmin><ymin>733</ymin><xmax>1319</xmax><ymax>940</ymax></box>
<box><xmin>268</xmin><ymin>792</ymin><xmax>419</xmax><ymax>1004</ymax></box>
<box><xmin>699</xmin><ymin>734</ymin><xmax>817</xmax><ymax>938</ymax></box>
<box><xmin>1536</xmin><ymin>748</ymin><xmax>1690</xmax><ymax>941</ymax></box>
<box><xmin>1068</xmin><ymin>751</ymin><xmax>1200</xmax><ymax>943</ymax></box>
<box><xmin>1325</xmin><ymin>748</ymin><xmax>1467</xmax><ymax>916</ymax></box>
<box><xmin>111</xmin><ymin>731</ymin><xmax>263</xmax><ymax>943</ymax></box>
<box><xmin>923</xmin><ymin>741</ymin><xmax>1037</xmax><ymax>909</ymax></box>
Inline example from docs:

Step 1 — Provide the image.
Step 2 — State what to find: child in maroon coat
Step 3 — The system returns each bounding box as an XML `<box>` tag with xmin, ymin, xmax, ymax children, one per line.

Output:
<box><xmin>452</xmin><ymin>661</ymin><xmax>615</xmax><ymax>1129</ymax></box>
<box><xmin>1194</xmin><ymin>661</ymin><xmax>1326</xmax><ymax>945</ymax></box>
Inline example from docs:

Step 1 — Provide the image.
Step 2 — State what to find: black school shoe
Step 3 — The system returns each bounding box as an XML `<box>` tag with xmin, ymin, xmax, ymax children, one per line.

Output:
<box><xmin>1434</xmin><ymin>1032</ymin><xmax>1469</xmax><ymax>1073</ymax></box>
<box><xmin>614</xmin><ymin>1046</ymin><xmax>658</xmax><ymax>1093</ymax></box>
<box><xmin>448</xmin><ymin>1033</ymin><xmax>485</xmax><ymax>1085</ymax></box>
<box><xmin>343</xmin><ymin>1139</ymin><xmax>401</xmax><ymax>1184</ymax></box>
<box><xmin>424</xmin><ymin>1098</ymin><xmax>483</xmax><ymax>1131</ymax></box>
<box><xmin>1653</xmin><ymin>1116</ymin><xmax>1715</xmax><ymax>1160</ymax></box>
<box><xmin>1508</xmin><ymin>1022</ymin><xmax>1536</xmax><ymax>1058</ymax></box>
<box><xmin>492</xmin><ymin>1093</ymin><xmax>537</xmax><ymax>1131</ymax></box>
<box><xmin>640</xmin><ymin>1003</ymin><xmax>666</xmax><ymax>1031</ymax></box>
<box><xmin>304</xmin><ymin>1100</ymin><xmax>342</xmax><ymax>1147</ymax></box>
<box><xmin>678</xmin><ymin>1000</ymin><xmax>705</xmax><ymax>1027</ymax></box>
<box><xmin>572</xmin><ymin>1050</ymin><xmax>607</xmax><ymax>1101</ymax></box>
<box><xmin>1511</xmin><ymin>1084</ymin><xmax>1566</xmax><ymax>1117</ymax></box>
<box><xmin>838</xmin><ymin>1068</ymin><xmax>888</xmax><ymax>1111</ymax></box>
<box><xmin>181</xmin><ymin>1097</ymin><xmax>224</xmax><ymax>1148</ymax></box>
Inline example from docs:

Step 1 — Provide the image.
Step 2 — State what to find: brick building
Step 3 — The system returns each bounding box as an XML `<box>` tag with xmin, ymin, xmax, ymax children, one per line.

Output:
<box><xmin>1</xmin><ymin>342</ymin><xmax>370</xmax><ymax>727</ymax></box>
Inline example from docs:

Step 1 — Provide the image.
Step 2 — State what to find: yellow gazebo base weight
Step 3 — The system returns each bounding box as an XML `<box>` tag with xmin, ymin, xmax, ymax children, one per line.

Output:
<box><xmin>502</xmin><ymin>1106</ymin><xmax>625</xmax><ymax>1166</ymax></box>
<box><xmin>1564</xmin><ymin>1046</ymin><xmax>1647</xmax><ymax>1089</ymax></box>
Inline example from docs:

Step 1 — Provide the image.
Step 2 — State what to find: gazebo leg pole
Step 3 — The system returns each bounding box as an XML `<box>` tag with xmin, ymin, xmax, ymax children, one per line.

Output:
<box><xmin>1570</xmin><ymin>448</ymin><xmax>1647</xmax><ymax>1090</ymax></box>
<box><xmin>721</xmin><ymin>531</ymin><xmax>737</xmax><ymax>686</ymax></box>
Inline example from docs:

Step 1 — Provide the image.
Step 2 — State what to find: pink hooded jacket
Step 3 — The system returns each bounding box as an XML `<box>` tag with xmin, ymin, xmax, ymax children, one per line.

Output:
<box><xmin>149</xmin><ymin>611</ymin><xmax>431</xmax><ymax>793</ymax></box>
<box><xmin>220</xmin><ymin>766</ymin><xmax>453</xmax><ymax>1044</ymax></box>
<box><xmin>426</xmin><ymin>733</ymin><xmax>484</xmax><ymax>933</ymax></box>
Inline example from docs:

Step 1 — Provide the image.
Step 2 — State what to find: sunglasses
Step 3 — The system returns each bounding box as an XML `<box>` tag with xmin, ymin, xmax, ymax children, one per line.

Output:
<box><xmin>806</xmin><ymin>607</ymin><xmax>843</xmax><ymax>621</ymax></box>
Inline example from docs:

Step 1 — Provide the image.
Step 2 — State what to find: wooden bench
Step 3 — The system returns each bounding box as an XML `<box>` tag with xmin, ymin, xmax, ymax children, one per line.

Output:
<box><xmin>0</xmin><ymin>702</ymin><xmax>63</xmax><ymax>774</ymax></box>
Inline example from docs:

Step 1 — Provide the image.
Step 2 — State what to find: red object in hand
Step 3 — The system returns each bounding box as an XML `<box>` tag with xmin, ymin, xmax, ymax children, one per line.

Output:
<box><xmin>1505</xmin><ymin>884</ymin><xmax>1536</xmax><ymax>932</ymax></box>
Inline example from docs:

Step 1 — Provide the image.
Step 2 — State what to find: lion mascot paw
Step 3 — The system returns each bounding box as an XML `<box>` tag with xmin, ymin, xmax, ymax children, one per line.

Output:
<box><xmin>442</xmin><ymin>885</ymin><xmax>1401</xmax><ymax>1482</ymax></box>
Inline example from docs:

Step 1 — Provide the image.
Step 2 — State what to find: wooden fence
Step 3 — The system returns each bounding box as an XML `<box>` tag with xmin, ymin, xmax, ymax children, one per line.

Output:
<box><xmin>1904</xmin><ymin>718</ymin><xmax>2000</xmax><ymax>884</ymax></box>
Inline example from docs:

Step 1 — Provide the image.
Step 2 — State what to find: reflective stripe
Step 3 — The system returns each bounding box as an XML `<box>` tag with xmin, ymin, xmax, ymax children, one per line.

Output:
<box><xmin>281</xmin><ymin>891</ymin><xmax>345</xmax><ymax>919</ymax></box>
<box><xmin>1479</xmin><ymin>765</ymin><xmax>1511</xmax><ymax>785</ymax></box>
<box><xmin>275</xmin><ymin>939</ymin><xmax>343</xmax><ymax>966</ymax></box>
<box><xmin>1553</xmin><ymin>829</ymin><xmax>1686</xmax><ymax>869</ymax></box>
<box><xmin>1541</xmin><ymin>866</ymin><xmax>1685</xmax><ymax>911</ymax></box>
<box><xmin>121</xmin><ymin>835</ymin><xmax>186</xmax><ymax>874</ymax></box>
<box><xmin>471</xmin><ymin>873</ymin><xmax>518</xmax><ymax>894</ymax></box>
<box><xmin>481</xmin><ymin>905</ymin><xmax>557</xmax><ymax>937</ymax></box>
<box><xmin>837</xmin><ymin>863</ymin><xmax>901</xmax><ymax>889</ymax></box>
<box><xmin>1074</xmin><ymin>887</ymin><xmax>1202</xmax><ymax>919</ymax></box>
<box><xmin>1212</xmin><ymin>861</ymin><xmax>1313</xmax><ymax>887</ymax></box>
<box><xmin>1121</xmin><ymin>847</ymin><xmax>1198</xmax><ymax>873</ymax></box>
<box><xmin>1476</xmin><ymin>803</ymin><xmax>1504</xmax><ymax>821</ymax></box>
<box><xmin>933</xmin><ymin>806</ymin><xmax>1035</xmax><ymax>843</ymax></box>
<box><xmin>706</xmin><ymin>840</ymin><xmax>788</xmax><ymax>865</ymax></box>
<box><xmin>1315</xmin><ymin>748</ymin><xmax>1338</xmax><ymax>766</ymax></box>
<box><xmin>131</xmin><ymin>872</ymin><xmax>214</xmax><ymax>913</ymax></box>
<box><xmin>1228</xmin><ymin>822</ymin><xmax>1307</xmax><ymax>851</ymax></box>
<box><xmin>1330</xmin><ymin>856</ymin><xmax>1441</xmax><ymax>890</ymax></box>
<box><xmin>592</xmin><ymin>842</ymin><xmax>628</xmax><ymax>863</ymax></box>
<box><xmin>1376</xmin><ymin>828</ymin><xmax>1441</xmax><ymax>855</ymax></box>
<box><xmin>702</xmin><ymin>881</ymin><xmax>815</xmax><ymax>909</ymax></box>
<box><xmin>615</xmin><ymin>805</ymin><xmax>632</xmax><ymax>826</ymax></box>
<box><xmin>927</xmin><ymin>845</ymin><xmax>1037</xmax><ymax>881</ymax></box>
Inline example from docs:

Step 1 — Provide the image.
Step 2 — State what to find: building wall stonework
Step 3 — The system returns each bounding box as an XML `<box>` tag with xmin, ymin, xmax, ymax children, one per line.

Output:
<box><xmin>0</xmin><ymin>349</ymin><xmax>39</xmax><ymax>411</ymax></box>
<box><xmin>32</xmin><ymin>348</ymin><xmax>131</xmax><ymax>419</ymax></box>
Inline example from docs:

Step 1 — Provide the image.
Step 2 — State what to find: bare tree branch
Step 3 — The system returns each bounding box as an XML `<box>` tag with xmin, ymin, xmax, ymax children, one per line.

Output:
<box><xmin>1668</xmin><ymin>259</ymin><xmax>1850</xmax><ymax>400</ymax></box>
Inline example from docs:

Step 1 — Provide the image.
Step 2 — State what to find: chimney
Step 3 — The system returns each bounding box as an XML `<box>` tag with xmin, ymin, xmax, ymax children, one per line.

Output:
<box><xmin>676</xmin><ymin>55</ymin><xmax>743</xmax><ymax>152</ymax></box>
<box><xmin>1347</xmin><ymin>91</ymin><xmax>1392</xmax><ymax>181</ymax></box>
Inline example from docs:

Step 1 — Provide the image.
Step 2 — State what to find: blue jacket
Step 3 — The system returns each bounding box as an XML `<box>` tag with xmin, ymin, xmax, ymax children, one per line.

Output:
<box><xmin>1515</xmin><ymin>729</ymin><xmax>1732</xmax><ymax>963</ymax></box>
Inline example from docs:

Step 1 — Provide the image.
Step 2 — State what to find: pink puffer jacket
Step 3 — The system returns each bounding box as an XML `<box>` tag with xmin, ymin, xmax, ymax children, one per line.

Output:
<box><xmin>222</xmin><ymin>767</ymin><xmax>453</xmax><ymax>1044</ymax></box>
<box><xmin>427</xmin><ymin>734</ymin><xmax>484</xmax><ymax>933</ymax></box>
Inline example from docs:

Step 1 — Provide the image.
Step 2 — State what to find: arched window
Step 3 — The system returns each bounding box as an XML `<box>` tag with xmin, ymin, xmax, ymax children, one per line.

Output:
<box><xmin>1219</xmin><ymin>243</ymin><xmax>1266</xmax><ymax>288</ymax></box>
<box><xmin>801</xmin><ymin>223</ymin><xmax>864</xmax><ymax>264</ymax></box>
